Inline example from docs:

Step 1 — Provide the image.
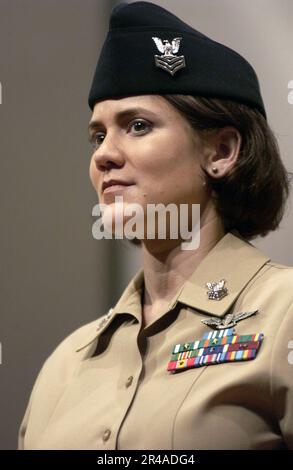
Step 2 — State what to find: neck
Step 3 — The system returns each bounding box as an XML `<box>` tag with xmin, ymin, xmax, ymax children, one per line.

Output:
<box><xmin>141</xmin><ymin>208</ymin><xmax>225</xmax><ymax>325</ymax></box>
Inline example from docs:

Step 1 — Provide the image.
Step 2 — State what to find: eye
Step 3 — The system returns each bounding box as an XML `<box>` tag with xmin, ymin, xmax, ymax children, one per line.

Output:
<box><xmin>89</xmin><ymin>131</ymin><xmax>105</xmax><ymax>149</ymax></box>
<box><xmin>129</xmin><ymin>119</ymin><xmax>151</xmax><ymax>134</ymax></box>
<box><xmin>88</xmin><ymin>119</ymin><xmax>152</xmax><ymax>150</ymax></box>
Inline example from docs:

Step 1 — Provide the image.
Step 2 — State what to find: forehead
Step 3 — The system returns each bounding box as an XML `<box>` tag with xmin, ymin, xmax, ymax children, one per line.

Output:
<box><xmin>91</xmin><ymin>94</ymin><xmax>174</xmax><ymax>121</ymax></box>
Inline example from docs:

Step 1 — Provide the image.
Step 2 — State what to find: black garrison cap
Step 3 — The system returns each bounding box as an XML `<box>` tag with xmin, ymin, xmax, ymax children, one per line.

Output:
<box><xmin>88</xmin><ymin>1</ymin><xmax>266</xmax><ymax>118</ymax></box>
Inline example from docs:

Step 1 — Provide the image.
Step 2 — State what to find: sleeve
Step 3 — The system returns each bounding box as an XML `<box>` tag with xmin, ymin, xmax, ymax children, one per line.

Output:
<box><xmin>18</xmin><ymin>365</ymin><xmax>46</xmax><ymax>450</ymax></box>
<box><xmin>271</xmin><ymin>302</ymin><xmax>293</xmax><ymax>449</ymax></box>
<box><xmin>17</xmin><ymin>320</ymin><xmax>98</xmax><ymax>449</ymax></box>
<box><xmin>18</xmin><ymin>397</ymin><xmax>32</xmax><ymax>449</ymax></box>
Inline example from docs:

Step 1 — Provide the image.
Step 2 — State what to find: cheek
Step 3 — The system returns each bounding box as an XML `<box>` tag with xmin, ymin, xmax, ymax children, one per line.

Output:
<box><xmin>151</xmin><ymin>159</ymin><xmax>204</xmax><ymax>204</ymax></box>
<box><xmin>89</xmin><ymin>159</ymin><xmax>101</xmax><ymax>192</ymax></box>
<box><xmin>140</xmin><ymin>132</ymin><xmax>196</xmax><ymax>174</ymax></box>
<box><xmin>134</xmin><ymin>140</ymin><xmax>199</xmax><ymax>198</ymax></box>
<box><xmin>89</xmin><ymin>157</ymin><xmax>94</xmax><ymax>178</ymax></box>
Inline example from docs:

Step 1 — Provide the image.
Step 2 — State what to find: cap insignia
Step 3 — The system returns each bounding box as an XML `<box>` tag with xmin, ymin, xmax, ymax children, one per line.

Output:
<box><xmin>152</xmin><ymin>36</ymin><xmax>186</xmax><ymax>76</ymax></box>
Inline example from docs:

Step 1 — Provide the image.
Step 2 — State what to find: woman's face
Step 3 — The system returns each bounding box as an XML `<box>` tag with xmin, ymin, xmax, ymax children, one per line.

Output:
<box><xmin>89</xmin><ymin>95</ymin><xmax>211</xmax><ymax>238</ymax></box>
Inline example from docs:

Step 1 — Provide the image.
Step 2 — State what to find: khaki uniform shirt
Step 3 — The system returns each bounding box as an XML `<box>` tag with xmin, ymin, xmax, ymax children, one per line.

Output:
<box><xmin>18</xmin><ymin>232</ymin><xmax>293</xmax><ymax>449</ymax></box>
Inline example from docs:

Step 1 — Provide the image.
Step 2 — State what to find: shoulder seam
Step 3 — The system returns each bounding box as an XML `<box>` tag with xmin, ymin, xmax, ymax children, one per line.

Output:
<box><xmin>266</xmin><ymin>262</ymin><xmax>293</xmax><ymax>270</ymax></box>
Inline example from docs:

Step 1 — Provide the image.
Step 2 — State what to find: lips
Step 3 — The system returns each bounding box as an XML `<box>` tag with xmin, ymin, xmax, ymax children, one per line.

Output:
<box><xmin>102</xmin><ymin>179</ymin><xmax>133</xmax><ymax>193</ymax></box>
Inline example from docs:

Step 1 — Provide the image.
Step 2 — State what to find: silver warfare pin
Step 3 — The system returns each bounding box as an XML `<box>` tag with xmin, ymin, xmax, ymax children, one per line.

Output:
<box><xmin>202</xmin><ymin>310</ymin><xmax>259</xmax><ymax>330</ymax></box>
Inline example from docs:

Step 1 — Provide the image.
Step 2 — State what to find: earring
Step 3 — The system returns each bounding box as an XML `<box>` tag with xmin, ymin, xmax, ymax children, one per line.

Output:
<box><xmin>212</xmin><ymin>166</ymin><xmax>218</xmax><ymax>174</ymax></box>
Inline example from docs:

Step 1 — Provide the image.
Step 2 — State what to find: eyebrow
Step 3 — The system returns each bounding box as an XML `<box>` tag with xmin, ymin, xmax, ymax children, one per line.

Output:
<box><xmin>88</xmin><ymin>107</ymin><xmax>158</xmax><ymax>134</ymax></box>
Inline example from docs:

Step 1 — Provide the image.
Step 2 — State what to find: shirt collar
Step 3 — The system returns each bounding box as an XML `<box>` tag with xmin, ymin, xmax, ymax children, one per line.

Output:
<box><xmin>76</xmin><ymin>231</ymin><xmax>270</xmax><ymax>351</ymax></box>
<box><xmin>177</xmin><ymin>231</ymin><xmax>270</xmax><ymax>316</ymax></box>
<box><xmin>76</xmin><ymin>269</ymin><xmax>144</xmax><ymax>352</ymax></box>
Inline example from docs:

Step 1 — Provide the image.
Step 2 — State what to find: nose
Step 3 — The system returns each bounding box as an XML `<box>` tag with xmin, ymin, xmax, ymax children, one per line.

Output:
<box><xmin>92</xmin><ymin>133</ymin><xmax>125</xmax><ymax>172</ymax></box>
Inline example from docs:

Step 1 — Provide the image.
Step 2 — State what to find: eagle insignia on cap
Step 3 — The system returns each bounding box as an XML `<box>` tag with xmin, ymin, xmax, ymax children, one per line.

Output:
<box><xmin>152</xmin><ymin>37</ymin><xmax>186</xmax><ymax>76</ymax></box>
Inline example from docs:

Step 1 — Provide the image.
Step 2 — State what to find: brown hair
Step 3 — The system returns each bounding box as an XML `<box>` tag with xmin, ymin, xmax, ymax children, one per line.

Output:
<box><xmin>160</xmin><ymin>95</ymin><xmax>291</xmax><ymax>240</ymax></box>
<box><xmin>128</xmin><ymin>95</ymin><xmax>291</xmax><ymax>245</ymax></box>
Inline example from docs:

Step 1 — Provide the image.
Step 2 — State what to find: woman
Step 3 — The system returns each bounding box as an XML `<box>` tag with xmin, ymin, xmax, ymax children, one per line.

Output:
<box><xmin>19</xmin><ymin>2</ymin><xmax>293</xmax><ymax>450</ymax></box>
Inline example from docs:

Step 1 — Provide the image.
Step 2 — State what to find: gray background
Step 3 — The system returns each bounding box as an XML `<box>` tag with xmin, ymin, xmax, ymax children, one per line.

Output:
<box><xmin>0</xmin><ymin>0</ymin><xmax>292</xmax><ymax>449</ymax></box>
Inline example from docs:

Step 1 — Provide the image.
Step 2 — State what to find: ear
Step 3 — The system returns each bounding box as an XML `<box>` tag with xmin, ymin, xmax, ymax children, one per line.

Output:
<box><xmin>204</xmin><ymin>127</ymin><xmax>242</xmax><ymax>178</ymax></box>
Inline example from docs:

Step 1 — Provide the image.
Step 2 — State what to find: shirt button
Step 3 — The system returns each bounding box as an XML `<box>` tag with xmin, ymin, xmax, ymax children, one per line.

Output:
<box><xmin>103</xmin><ymin>429</ymin><xmax>111</xmax><ymax>441</ymax></box>
<box><xmin>125</xmin><ymin>375</ymin><xmax>133</xmax><ymax>387</ymax></box>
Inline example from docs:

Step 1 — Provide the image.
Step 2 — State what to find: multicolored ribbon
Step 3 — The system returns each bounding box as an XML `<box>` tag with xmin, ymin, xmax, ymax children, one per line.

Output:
<box><xmin>168</xmin><ymin>328</ymin><xmax>264</xmax><ymax>372</ymax></box>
